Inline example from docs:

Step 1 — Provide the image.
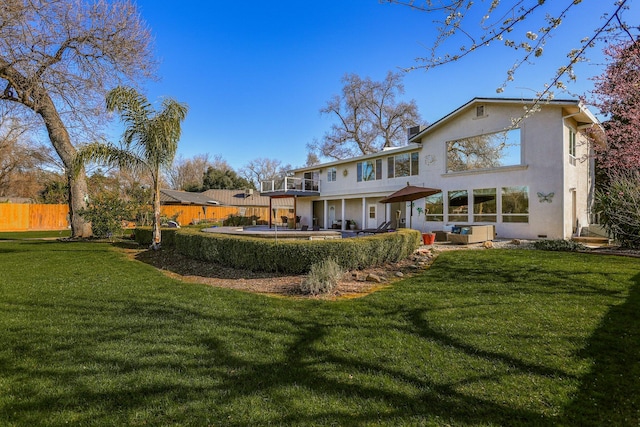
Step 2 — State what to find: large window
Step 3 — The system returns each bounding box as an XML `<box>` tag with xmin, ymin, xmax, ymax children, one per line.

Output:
<box><xmin>502</xmin><ymin>186</ymin><xmax>529</xmax><ymax>223</ymax></box>
<box><xmin>473</xmin><ymin>188</ymin><xmax>497</xmax><ymax>222</ymax></box>
<box><xmin>388</xmin><ymin>152</ymin><xmax>419</xmax><ymax>178</ymax></box>
<box><xmin>424</xmin><ymin>192</ymin><xmax>443</xmax><ymax>222</ymax></box>
<box><xmin>357</xmin><ymin>159</ymin><xmax>382</xmax><ymax>182</ymax></box>
<box><xmin>447</xmin><ymin>128</ymin><xmax>521</xmax><ymax>172</ymax></box>
<box><xmin>448</xmin><ymin>190</ymin><xmax>469</xmax><ymax>222</ymax></box>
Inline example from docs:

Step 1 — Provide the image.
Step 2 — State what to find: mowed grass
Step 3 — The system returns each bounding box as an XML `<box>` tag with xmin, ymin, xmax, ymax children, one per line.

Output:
<box><xmin>0</xmin><ymin>240</ymin><xmax>638</xmax><ymax>426</ymax></box>
<box><xmin>0</xmin><ymin>230</ymin><xmax>71</xmax><ymax>240</ymax></box>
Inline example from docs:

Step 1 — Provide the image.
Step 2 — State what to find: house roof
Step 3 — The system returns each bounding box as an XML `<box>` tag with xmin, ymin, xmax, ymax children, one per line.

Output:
<box><xmin>293</xmin><ymin>97</ymin><xmax>600</xmax><ymax>173</ymax></box>
<box><xmin>291</xmin><ymin>143</ymin><xmax>423</xmax><ymax>174</ymax></box>
<box><xmin>409</xmin><ymin>97</ymin><xmax>601</xmax><ymax>142</ymax></box>
<box><xmin>160</xmin><ymin>189</ymin><xmax>213</xmax><ymax>205</ymax></box>
<box><xmin>160</xmin><ymin>188</ymin><xmax>292</xmax><ymax>207</ymax></box>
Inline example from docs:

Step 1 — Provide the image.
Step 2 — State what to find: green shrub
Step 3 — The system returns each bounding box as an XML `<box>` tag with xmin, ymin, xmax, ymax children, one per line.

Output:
<box><xmin>301</xmin><ymin>258</ymin><xmax>344</xmax><ymax>295</ymax></box>
<box><xmin>593</xmin><ymin>170</ymin><xmax>640</xmax><ymax>249</ymax></box>
<box><xmin>223</xmin><ymin>215</ymin><xmax>261</xmax><ymax>226</ymax></box>
<box><xmin>79</xmin><ymin>193</ymin><xmax>133</xmax><ymax>238</ymax></box>
<box><xmin>533</xmin><ymin>239</ymin><xmax>587</xmax><ymax>252</ymax></box>
<box><xmin>134</xmin><ymin>227</ymin><xmax>179</xmax><ymax>247</ymax></box>
<box><xmin>173</xmin><ymin>228</ymin><xmax>421</xmax><ymax>274</ymax></box>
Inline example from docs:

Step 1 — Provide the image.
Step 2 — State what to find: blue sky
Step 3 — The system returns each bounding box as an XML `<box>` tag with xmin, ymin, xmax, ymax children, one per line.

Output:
<box><xmin>132</xmin><ymin>0</ymin><xmax>617</xmax><ymax>171</ymax></box>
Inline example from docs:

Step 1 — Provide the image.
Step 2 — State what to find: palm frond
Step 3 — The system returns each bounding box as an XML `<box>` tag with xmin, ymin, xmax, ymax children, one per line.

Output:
<box><xmin>73</xmin><ymin>142</ymin><xmax>148</xmax><ymax>177</ymax></box>
<box><xmin>106</xmin><ymin>86</ymin><xmax>153</xmax><ymax>147</ymax></box>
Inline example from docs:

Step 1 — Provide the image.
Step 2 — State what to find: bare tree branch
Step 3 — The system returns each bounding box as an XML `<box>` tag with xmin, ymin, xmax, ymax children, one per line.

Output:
<box><xmin>0</xmin><ymin>0</ymin><xmax>156</xmax><ymax>236</ymax></box>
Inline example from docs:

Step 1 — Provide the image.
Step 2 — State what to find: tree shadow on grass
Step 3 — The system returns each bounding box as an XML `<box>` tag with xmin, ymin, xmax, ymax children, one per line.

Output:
<box><xmin>561</xmin><ymin>273</ymin><xmax>640</xmax><ymax>426</ymax></box>
<box><xmin>2</xmin><ymin>248</ymin><xmax>638</xmax><ymax>425</ymax></box>
<box><xmin>194</xmin><ymin>317</ymin><xmax>555</xmax><ymax>427</ymax></box>
<box><xmin>0</xmin><ymin>293</ymin><xmax>560</xmax><ymax>426</ymax></box>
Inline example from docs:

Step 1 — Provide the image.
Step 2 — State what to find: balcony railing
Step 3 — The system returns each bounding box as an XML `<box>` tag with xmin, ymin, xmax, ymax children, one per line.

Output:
<box><xmin>260</xmin><ymin>176</ymin><xmax>320</xmax><ymax>194</ymax></box>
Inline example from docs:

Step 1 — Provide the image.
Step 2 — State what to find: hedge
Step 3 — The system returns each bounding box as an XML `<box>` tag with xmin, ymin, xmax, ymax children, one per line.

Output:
<box><xmin>135</xmin><ymin>227</ymin><xmax>421</xmax><ymax>274</ymax></box>
<box><xmin>133</xmin><ymin>227</ymin><xmax>179</xmax><ymax>247</ymax></box>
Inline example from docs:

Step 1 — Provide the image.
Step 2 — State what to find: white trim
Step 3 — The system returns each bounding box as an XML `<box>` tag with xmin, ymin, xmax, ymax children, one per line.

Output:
<box><xmin>442</xmin><ymin>164</ymin><xmax>529</xmax><ymax>177</ymax></box>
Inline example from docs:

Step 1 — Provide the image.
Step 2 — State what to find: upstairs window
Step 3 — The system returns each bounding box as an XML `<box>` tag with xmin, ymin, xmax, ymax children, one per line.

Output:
<box><xmin>357</xmin><ymin>159</ymin><xmax>382</xmax><ymax>182</ymax></box>
<box><xmin>446</xmin><ymin>128</ymin><xmax>521</xmax><ymax>172</ymax></box>
<box><xmin>569</xmin><ymin>129</ymin><xmax>577</xmax><ymax>166</ymax></box>
<box><xmin>327</xmin><ymin>167</ymin><xmax>337</xmax><ymax>182</ymax></box>
<box><xmin>387</xmin><ymin>152</ymin><xmax>419</xmax><ymax>178</ymax></box>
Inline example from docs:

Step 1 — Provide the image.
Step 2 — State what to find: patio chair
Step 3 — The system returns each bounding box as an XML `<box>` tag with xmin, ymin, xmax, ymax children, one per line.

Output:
<box><xmin>357</xmin><ymin>221</ymin><xmax>390</xmax><ymax>235</ymax></box>
<box><xmin>370</xmin><ymin>221</ymin><xmax>392</xmax><ymax>234</ymax></box>
<box><xmin>281</xmin><ymin>216</ymin><xmax>288</xmax><ymax>226</ymax></box>
<box><xmin>301</xmin><ymin>225</ymin><xmax>309</xmax><ymax>231</ymax></box>
<box><xmin>312</xmin><ymin>225</ymin><xmax>320</xmax><ymax>231</ymax></box>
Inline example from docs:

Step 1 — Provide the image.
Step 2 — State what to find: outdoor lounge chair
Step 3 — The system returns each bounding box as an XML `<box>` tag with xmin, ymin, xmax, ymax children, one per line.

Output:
<box><xmin>370</xmin><ymin>221</ymin><xmax>392</xmax><ymax>233</ymax></box>
<box><xmin>357</xmin><ymin>221</ymin><xmax>390</xmax><ymax>235</ymax></box>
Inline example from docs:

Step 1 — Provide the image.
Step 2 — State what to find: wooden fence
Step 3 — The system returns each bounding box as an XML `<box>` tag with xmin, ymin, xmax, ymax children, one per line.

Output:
<box><xmin>0</xmin><ymin>203</ymin><xmax>292</xmax><ymax>232</ymax></box>
<box><xmin>0</xmin><ymin>204</ymin><xmax>69</xmax><ymax>231</ymax></box>
<box><xmin>160</xmin><ymin>205</ymin><xmax>290</xmax><ymax>226</ymax></box>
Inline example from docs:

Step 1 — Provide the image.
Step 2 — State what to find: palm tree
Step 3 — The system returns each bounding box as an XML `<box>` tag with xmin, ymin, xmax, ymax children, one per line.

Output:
<box><xmin>74</xmin><ymin>86</ymin><xmax>188</xmax><ymax>249</ymax></box>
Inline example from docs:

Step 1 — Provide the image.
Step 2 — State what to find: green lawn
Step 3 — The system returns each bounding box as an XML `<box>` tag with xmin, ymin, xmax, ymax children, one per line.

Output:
<box><xmin>0</xmin><ymin>240</ymin><xmax>638</xmax><ymax>426</ymax></box>
<box><xmin>0</xmin><ymin>230</ymin><xmax>71</xmax><ymax>240</ymax></box>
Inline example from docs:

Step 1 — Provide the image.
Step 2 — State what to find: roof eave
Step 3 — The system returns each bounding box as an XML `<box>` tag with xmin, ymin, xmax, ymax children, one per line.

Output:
<box><xmin>291</xmin><ymin>143</ymin><xmax>423</xmax><ymax>173</ymax></box>
<box><xmin>408</xmin><ymin>97</ymin><xmax>594</xmax><ymax>142</ymax></box>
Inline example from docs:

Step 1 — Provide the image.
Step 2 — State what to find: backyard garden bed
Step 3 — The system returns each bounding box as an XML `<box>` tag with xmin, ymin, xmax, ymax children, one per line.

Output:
<box><xmin>128</xmin><ymin>246</ymin><xmax>434</xmax><ymax>299</ymax></box>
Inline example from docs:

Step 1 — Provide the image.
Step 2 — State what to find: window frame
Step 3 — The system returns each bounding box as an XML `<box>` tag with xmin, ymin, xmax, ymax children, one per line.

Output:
<box><xmin>569</xmin><ymin>128</ymin><xmax>577</xmax><ymax>166</ymax></box>
<box><xmin>448</xmin><ymin>190</ymin><xmax>469</xmax><ymax>223</ymax></box>
<box><xmin>446</xmin><ymin>128</ymin><xmax>522</xmax><ymax>173</ymax></box>
<box><xmin>501</xmin><ymin>186</ymin><xmax>529</xmax><ymax>223</ymax></box>
<box><xmin>357</xmin><ymin>159</ymin><xmax>382</xmax><ymax>182</ymax></box>
<box><xmin>327</xmin><ymin>167</ymin><xmax>337</xmax><ymax>182</ymax></box>
<box><xmin>424</xmin><ymin>192</ymin><xmax>444</xmax><ymax>222</ymax></box>
<box><xmin>387</xmin><ymin>151</ymin><xmax>420</xmax><ymax>179</ymax></box>
<box><xmin>472</xmin><ymin>188</ymin><xmax>497</xmax><ymax>223</ymax></box>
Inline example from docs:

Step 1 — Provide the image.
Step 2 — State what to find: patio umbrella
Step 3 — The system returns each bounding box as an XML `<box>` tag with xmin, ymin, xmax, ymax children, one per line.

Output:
<box><xmin>379</xmin><ymin>184</ymin><xmax>441</xmax><ymax>228</ymax></box>
<box><xmin>378</xmin><ymin>184</ymin><xmax>441</xmax><ymax>204</ymax></box>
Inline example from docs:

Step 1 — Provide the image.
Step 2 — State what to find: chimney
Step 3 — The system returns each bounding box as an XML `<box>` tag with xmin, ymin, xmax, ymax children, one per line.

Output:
<box><xmin>408</xmin><ymin>125</ymin><xmax>425</xmax><ymax>141</ymax></box>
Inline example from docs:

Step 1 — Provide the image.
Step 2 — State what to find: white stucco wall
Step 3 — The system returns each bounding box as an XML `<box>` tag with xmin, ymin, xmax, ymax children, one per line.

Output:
<box><xmin>289</xmin><ymin>99</ymin><xmax>596</xmax><ymax>239</ymax></box>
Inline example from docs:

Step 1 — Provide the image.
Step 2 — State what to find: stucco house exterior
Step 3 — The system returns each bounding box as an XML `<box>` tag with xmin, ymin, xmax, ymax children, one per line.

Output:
<box><xmin>261</xmin><ymin>98</ymin><xmax>601</xmax><ymax>240</ymax></box>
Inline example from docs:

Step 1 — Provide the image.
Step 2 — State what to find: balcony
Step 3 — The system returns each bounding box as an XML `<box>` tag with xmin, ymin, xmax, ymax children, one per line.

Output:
<box><xmin>260</xmin><ymin>176</ymin><xmax>320</xmax><ymax>197</ymax></box>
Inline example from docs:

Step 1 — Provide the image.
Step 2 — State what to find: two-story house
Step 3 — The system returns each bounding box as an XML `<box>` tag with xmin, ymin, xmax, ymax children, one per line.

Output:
<box><xmin>261</xmin><ymin>98</ymin><xmax>601</xmax><ymax>240</ymax></box>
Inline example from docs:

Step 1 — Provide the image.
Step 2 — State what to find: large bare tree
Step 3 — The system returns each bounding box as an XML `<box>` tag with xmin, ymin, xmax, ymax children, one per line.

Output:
<box><xmin>166</xmin><ymin>153</ymin><xmax>214</xmax><ymax>191</ymax></box>
<box><xmin>240</xmin><ymin>157</ymin><xmax>291</xmax><ymax>189</ymax></box>
<box><xmin>0</xmin><ymin>0</ymin><xmax>155</xmax><ymax>237</ymax></box>
<box><xmin>0</xmin><ymin>113</ymin><xmax>57</xmax><ymax>199</ymax></box>
<box><xmin>308</xmin><ymin>71</ymin><xmax>422</xmax><ymax>160</ymax></box>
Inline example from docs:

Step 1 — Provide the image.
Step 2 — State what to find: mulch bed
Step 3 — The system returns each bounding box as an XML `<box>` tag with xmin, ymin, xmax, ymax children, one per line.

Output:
<box><xmin>126</xmin><ymin>247</ymin><xmax>428</xmax><ymax>300</ymax></box>
<box><xmin>121</xmin><ymin>241</ymin><xmax>640</xmax><ymax>300</ymax></box>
